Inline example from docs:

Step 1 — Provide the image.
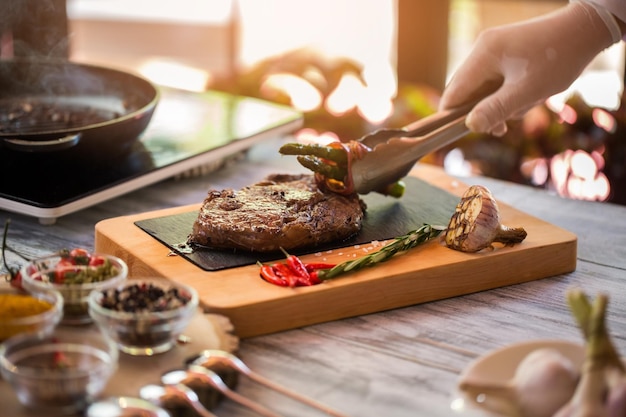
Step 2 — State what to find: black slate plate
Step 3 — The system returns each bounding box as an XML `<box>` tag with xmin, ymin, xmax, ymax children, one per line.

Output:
<box><xmin>134</xmin><ymin>176</ymin><xmax>459</xmax><ymax>271</ymax></box>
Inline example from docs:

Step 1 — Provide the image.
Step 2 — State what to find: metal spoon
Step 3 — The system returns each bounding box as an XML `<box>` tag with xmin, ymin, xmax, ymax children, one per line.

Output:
<box><xmin>139</xmin><ymin>383</ymin><xmax>218</xmax><ymax>417</ymax></box>
<box><xmin>162</xmin><ymin>367</ymin><xmax>283</xmax><ymax>417</ymax></box>
<box><xmin>190</xmin><ymin>349</ymin><xmax>349</xmax><ymax>417</ymax></box>
<box><xmin>86</xmin><ymin>396</ymin><xmax>171</xmax><ymax>417</ymax></box>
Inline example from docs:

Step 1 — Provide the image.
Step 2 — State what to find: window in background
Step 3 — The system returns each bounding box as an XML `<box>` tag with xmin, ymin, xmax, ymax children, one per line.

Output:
<box><xmin>66</xmin><ymin>0</ymin><xmax>235</xmax><ymax>91</ymax></box>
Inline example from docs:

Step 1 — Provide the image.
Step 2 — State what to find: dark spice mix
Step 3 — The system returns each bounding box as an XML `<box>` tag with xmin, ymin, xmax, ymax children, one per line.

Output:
<box><xmin>99</xmin><ymin>282</ymin><xmax>191</xmax><ymax>313</ymax></box>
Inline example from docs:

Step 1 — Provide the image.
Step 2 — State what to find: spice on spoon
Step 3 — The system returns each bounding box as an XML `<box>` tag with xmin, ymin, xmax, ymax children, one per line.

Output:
<box><xmin>445</xmin><ymin>185</ymin><xmax>527</xmax><ymax>252</ymax></box>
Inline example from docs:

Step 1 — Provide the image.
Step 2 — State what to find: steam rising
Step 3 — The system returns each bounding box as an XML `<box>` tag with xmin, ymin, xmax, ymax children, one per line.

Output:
<box><xmin>0</xmin><ymin>0</ymin><xmax>69</xmax><ymax>59</ymax></box>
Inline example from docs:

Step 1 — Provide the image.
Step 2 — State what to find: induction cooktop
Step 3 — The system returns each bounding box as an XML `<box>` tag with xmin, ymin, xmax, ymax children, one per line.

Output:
<box><xmin>0</xmin><ymin>87</ymin><xmax>303</xmax><ymax>224</ymax></box>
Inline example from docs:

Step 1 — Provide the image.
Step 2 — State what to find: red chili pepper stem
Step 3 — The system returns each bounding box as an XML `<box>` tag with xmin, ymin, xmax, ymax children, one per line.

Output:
<box><xmin>279</xmin><ymin>247</ymin><xmax>311</xmax><ymax>279</ymax></box>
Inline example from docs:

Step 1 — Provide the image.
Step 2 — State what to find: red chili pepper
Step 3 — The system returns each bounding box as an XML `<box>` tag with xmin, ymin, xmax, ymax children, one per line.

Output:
<box><xmin>88</xmin><ymin>255</ymin><xmax>106</xmax><ymax>267</ymax></box>
<box><xmin>258</xmin><ymin>255</ymin><xmax>334</xmax><ymax>287</ymax></box>
<box><xmin>9</xmin><ymin>270</ymin><xmax>23</xmax><ymax>290</ymax></box>
<box><xmin>260</xmin><ymin>264</ymin><xmax>289</xmax><ymax>287</ymax></box>
<box><xmin>305</xmin><ymin>263</ymin><xmax>336</xmax><ymax>272</ymax></box>
<box><xmin>273</xmin><ymin>263</ymin><xmax>299</xmax><ymax>287</ymax></box>
<box><xmin>69</xmin><ymin>248</ymin><xmax>91</xmax><ymax>265</ymax></box>
<box><xmin>308</xmin><ymin>271</ymin><xmax>322</xmax><ymax>285</ymax></box>
<box><xmin>51</xmin><ymin>338</ymin><xmax>70</xmax><ymax>368</ymax></box>
<box><xmin>55</xmin><ymin>257</ymin><xmax>78</xmax><ymax>283</ymax></box>
<box><xmin>280</xmin><ymin>248</ymin><xmax>310</xmax><ymax>279</ymax></box>
<box><xmin>53</xmin><ymin>350</ymin><xmax>69</xmax><ymax>368</ymax></box>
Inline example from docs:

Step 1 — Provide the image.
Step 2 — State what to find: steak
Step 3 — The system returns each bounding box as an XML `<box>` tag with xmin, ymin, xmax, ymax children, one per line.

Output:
<box><xmin>188</xmin><ymin>173</ymin><xmax>366</xmax><ymax>252</ymax></box>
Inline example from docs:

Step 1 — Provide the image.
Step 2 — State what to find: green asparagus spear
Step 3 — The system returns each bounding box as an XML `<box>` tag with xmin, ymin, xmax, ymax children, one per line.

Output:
<box><xmin>279</xmin><ymin>143</ymin><xmax>348</xmax><ymax>164</ymax></box>
<box><xmin>296</xmin><ymin>156</ymin><xmax>347</xmax><ymax>181</ymax></box>
<box><xmin>555</xmin><ymin>290</ymin><xmax>626</xmax><ymax>416</ymax></box>
<box><xmin>567</xmin><ymin>289</ymin><xmax>625</xmax><ymax>372</ymax></box>
<box><xmin>317</xmin><ymin>224</ymin><xmax>445</xmax><ymax>280</ymax></box>
<box><xmin>279</xmin><ymin>141</ymin><xmax>406</xmax><ymax>197</ymax></box>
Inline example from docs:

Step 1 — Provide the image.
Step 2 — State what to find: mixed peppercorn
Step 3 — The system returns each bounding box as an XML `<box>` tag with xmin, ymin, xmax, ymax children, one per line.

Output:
<box><xmin>98</xmin><ymin>282</ymin><xmax>192</xmax><ymax>313</ymax></box>
<box><xmin>94</xmin><ymin>281</ymin><xmax>195</xmax><ymax>350</ymax></box>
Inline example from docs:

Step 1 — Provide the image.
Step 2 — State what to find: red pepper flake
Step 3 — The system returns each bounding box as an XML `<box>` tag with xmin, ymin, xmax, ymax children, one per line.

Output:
<box><xmin>51</xmin><ymin>338</ymin><xmax>70</xmax><ymax>369</ymax></box>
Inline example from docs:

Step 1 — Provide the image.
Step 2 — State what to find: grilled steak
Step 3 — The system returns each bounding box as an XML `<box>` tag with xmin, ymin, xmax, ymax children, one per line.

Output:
<box><xmin>188</xmin><ymin>173</ymin><xmax>366</xmax><ymax>252</ymax></box>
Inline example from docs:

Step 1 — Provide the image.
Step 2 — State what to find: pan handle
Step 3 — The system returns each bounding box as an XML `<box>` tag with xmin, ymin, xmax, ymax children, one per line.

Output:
<box><xmin>3</xmin><ymin>133</ymin><xmax>81</xmax><ymax>152</ymax></box>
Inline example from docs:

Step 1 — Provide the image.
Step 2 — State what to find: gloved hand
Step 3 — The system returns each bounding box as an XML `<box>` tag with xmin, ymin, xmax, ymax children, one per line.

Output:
<box><xmin>439</xmin><ymin>1</ymin><xmax>622</xmax><ymax>136</ymax></box>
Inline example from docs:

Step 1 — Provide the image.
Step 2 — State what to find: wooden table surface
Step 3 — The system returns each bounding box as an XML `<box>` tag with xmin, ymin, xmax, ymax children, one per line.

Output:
<box><xmin>2</xmin><ymin>136</ymin><xmax>625</xmax><ymax>417</ymax></box>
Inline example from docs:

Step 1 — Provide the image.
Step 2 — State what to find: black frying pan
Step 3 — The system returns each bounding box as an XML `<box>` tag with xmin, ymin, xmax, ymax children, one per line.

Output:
<box><xmin>0</xmin><ymin>58</ymin><xmax>159</xmax><ymax>154</ymax></box>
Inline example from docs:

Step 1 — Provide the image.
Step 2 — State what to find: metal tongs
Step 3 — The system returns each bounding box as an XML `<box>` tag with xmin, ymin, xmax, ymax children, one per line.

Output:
<box><xmin>349</xmin><ymin>102</ymin><xmax>473</xmax><ymax>194</ymax></box>
<box><xmin>281</xmin><ymin>102</ymin><xmax>474</xmax><ymax>195</ymax></box>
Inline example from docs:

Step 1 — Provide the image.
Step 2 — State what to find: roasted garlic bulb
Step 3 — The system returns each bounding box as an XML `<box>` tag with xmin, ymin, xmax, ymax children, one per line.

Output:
<box><xmin>445</xmin><ymin>185</ymin><xmax>527</xmax><ymax>252</ymax></box>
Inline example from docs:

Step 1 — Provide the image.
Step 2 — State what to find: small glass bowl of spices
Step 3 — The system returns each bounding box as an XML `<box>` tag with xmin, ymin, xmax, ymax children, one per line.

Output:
<box><xmin>88</xmin><ymin>277</ymin><xmax>198</xmax><ymax>356</ymax></box>
<box><xmin>21</xmin><ymin>250</ymin><xmax>128</xmax><ymax>325</ymax></box>
<box><xmin>0</xmin><ymin>326</ymin><xmax>118</xmax><ymax>414</ymax></box>
<box><xmin>0</xmin><ymin>287</ymin><xmax>63</xmax><ymax>342</ymax></box>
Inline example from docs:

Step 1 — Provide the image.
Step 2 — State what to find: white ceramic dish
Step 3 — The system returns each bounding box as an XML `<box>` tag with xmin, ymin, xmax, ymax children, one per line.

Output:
<box><xmin>450</xmin><ymin>339</ymin><xmax>585</xmax><ymax>416</ymax></box>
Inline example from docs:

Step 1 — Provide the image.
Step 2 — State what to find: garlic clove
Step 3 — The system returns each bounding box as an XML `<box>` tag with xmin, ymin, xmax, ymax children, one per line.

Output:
<box><xmin>459</xmin><ymin>347</ymin><xmax>580</xmax><ymax>417</ymax></box>
<box><xmin>512</xmin><ymin>348</ymin><xmax>579</xmax><ymax>417</ymax></box>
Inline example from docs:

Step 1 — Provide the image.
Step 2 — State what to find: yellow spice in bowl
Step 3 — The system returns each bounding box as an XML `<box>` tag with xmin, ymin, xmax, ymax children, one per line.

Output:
<box><xmin>0</xmin><ymin>293</ymin><xmax>55</xmax><ymax>340</ymax></box>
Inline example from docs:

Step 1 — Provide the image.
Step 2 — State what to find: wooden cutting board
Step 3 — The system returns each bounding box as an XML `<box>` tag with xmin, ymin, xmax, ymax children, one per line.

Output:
<box><xmin>94</xmin><ymin>164</ymin><xmax>577</xmax><ymax>338</ymax></box>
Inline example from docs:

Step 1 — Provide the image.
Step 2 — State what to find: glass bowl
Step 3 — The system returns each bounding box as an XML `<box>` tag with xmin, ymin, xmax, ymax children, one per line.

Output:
<box><xmin>20</xmin><ymin>251</ymin><xmax>128</xmax><ymax>325</ymax></box>
<box><xmin>0</xmin><ymin>327</ymin><xmax>118</xmax><ymax>414</ymax></box>
<box><xmin>0</xmin><ymin>287</ymin><xmax>63</xmax><ymax>342</ymax></box>
<box><xmin>88</xmin><ymin>277</ymin><xmax>199</xmax><ymax>356</ymax></box>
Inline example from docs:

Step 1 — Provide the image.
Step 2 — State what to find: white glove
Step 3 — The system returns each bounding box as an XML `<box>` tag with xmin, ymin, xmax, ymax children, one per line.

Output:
<box><xmin>439</xmin><ymin>1</ymin><xmax>622</xmax><ymax>136</ymax></box>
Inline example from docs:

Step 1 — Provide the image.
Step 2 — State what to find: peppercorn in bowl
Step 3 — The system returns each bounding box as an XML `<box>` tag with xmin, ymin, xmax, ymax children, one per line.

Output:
<box><xmin>0</xmin><ymin>287</ymin><xmax>63</xmax><ymax>342</ymax></box>
<box><xmin>20</xmin><ymin>250</ymin><xmax>128</xmax><ymax>325</ymax></box>
<box><xmin>88</xmin><ymin>277</ymin><xmax>199</xmax><ymax>356</ymax></box>
<box><xmin>0</xmin><ymin>326</ymin><xmax>118</xmax><ymax>414</ymax></box>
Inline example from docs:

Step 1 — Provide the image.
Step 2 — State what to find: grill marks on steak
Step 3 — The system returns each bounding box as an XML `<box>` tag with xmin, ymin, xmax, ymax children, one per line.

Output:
<box><xmin>188</xmin><ymin>174</ymin><xmax>366</xmax><ymax>252</ymax></box>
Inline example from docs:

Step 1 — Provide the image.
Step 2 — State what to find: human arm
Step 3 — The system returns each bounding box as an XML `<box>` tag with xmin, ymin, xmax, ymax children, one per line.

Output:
<box><xmin>439</xmin><ymin>1</ymin><xmax>624</xmax><ymax>136</ymax></box>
